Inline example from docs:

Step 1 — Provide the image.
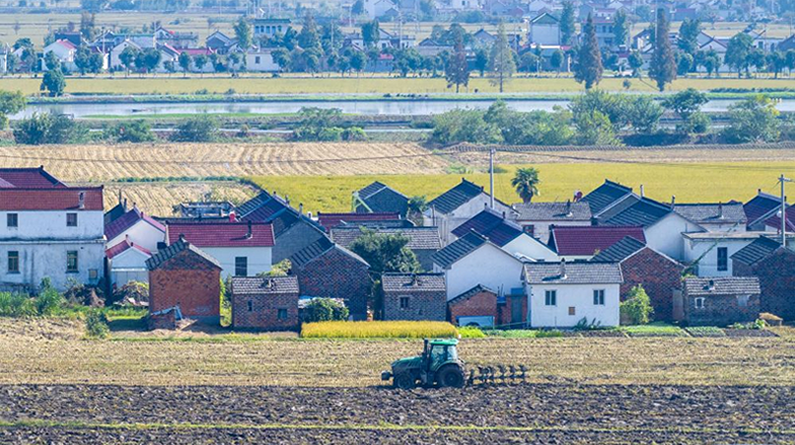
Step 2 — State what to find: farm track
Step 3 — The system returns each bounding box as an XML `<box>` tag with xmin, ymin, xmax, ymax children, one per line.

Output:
<box><xmin>0</xmin><ymin>384</ymin><xmax>792</xmax><ymax>444</ymax></box>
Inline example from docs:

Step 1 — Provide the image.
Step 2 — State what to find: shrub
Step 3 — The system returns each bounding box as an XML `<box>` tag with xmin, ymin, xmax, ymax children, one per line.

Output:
<box><xmin>342</xmin><ymin>126</ymin><xmax>367</xmax><ymax>141</ymax></box>
<box><xmin>620</xmin><ymin>285</ymin><xmax>653</xmax><ymax>325</ymax></box>
<box><xmin>85</xmin><ymin>310</ymin><xmax>110</xmax><ymax>338</ymax></box>
<box><xmin>13</xmin><ymin>113</ymin><xmax>89</xmax><ymax>145</ymax></box>
<box><xmin>535</xmin><ymin>329</ymin><xmax>564</xmax><ymax>338</ymax></box>
<box><xmin>0</xmin><ymin>292</ymin><xmax>37</xmax><ymax>317</ymax></box>
<box><xmin>170</xmin><ymin>115</ymin><xmax>218</xmax><ymax>142</ymax></box>
<box><xmin>105</xmin><ymin>119</ymin><xmax>156</xmax><ymax>143</ymax></box>
<box><xmin>36</xmin><ymin>284</ymin><xmax>64</xmax><ymax>316</ymax></box>
<box><xmin>302</xmin><ymin>298</ymin><xmax>350</xmax><ymax>323</ymax></box>
<box><xmin>457</xmin><ymin>326</ymin><xmax>486</xmax><ymax>338</ymax></box>
<box><xmin>301</xmin><ymin>320</ymin><xmax>457</xmax><ymax>339</ymax></box>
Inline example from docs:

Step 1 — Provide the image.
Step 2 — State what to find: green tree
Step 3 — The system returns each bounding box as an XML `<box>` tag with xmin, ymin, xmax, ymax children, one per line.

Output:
<box><xmin>119</xmin><ymin>45</ymin><xmax>139</xmax><ymax>75</ymax></box>
<box><xmin>628</xmin><ymin>50</ymin><xmax>643</xmax><ymax>77</ymax></box>
<box><xmin>511</xmin><ymin>167</ymin><xmax>540</xmax><ymax>203</ymax></box>
<box><xmin>298</xmin><ymin>13</ymin><xmax>322</xmax><ymax>52</ymax></box>
<box><xmin>0</xmin><ymin>90</ymin><xmax>26</xmax><ymax>129</ymax></box>
<box><xmin>40</xmin><ymin>69</ymin><xmax>66</xmax><ymax>97</ymax></box>
<box><xmin>550</xmin><ymin>49</ymin><xmax>564</xmax><ymax>75</ymax></box>
<box><xmin>648</xmin><ymin>8</ymin><xmax>675</xmax><ymax>91</ymax></box>
<box><xmin>613</xmin><ymin>9</ymin><xmax>628</xmax><ymax>47</ymax></box>
<box><xmin>14</xmin><ymin>113</ymin><xmax>88</xmax><ymax>145</ymax></box>
<box><xmin>559</xmin><ymin>1</ymin><xmax>576</xmax><ymax>46</ymax></box>
<box><xmin>303</xmin><ymin>298</ymin><xmax>349</xmax><ymax>322</ymax></box>
<box><xmin>725</xmin><ymin>32</ymin><xmax>753</xmax><ymax>78</ymax></box>
<box><xmin>194</xmin><ymin>54</ymin><xmax>208</xmax><ymax>75</ymax></box>
<box><xmin>170</xmin><ymin>114</ymin><xmax>218</xmax><ymax>142</ymax></box>
<box><xmin>349</xmin><ymin>50</ymin><xmax>366</xmax><ymax>74</ymax></box>
<box><xmin>348</xmin><ymin>229</ymin><xmax>421</xmax><ymax>274</ymax></box>
<box><xmin>106</xmin><ymin>119</ymin><xmax>156</xmax><ymax>143</ymax></box>
<box><xmin>474</xmin><ymin>47</ymin><xmax>488</xmax><ymax>76</ymax></box>
<box><xmin>488</xmin><ymin>22</ymin><xmax>516</xmax><ymax>93</ymax></box>
<box><xmin>234</xmin><ymin>17</ymin><xmax>252</xmax><ymax>50</ymax></box>
<box><xmin>80</xmin><ymin>11</ymin><xmax>97</xmax><ymax>40</ymax></box>
<box><xmin>677</xmin><ymin>18</ymin><xmax>701</xmax><ymax>56</ymax></box>
<box><xmin>620</xmin><ymin>285</ymin><xmax>653</xmax><ymax>325</ymax></box>
<box><xmin>625</xmin><ymin>96</ymin><xmax>663</xmax><ymax>134</ymax></box>
<box><xmin>178</xmin><ymin>51</ymin><xmax>191</xmax><ymax>76</ymax></box>
<box><xmin>44</xmin><ymin>51</ymin><xmax>61</xmax><ymax>71</ymax></box>
<box><xmin>722</xmin><ymin>95</ymin><xmax>780</xmax><ymax>143</ymax></box>
<box><xmin>292</xmin><ymin>107</ymin><xmax>345</xmax><ymax>141</ymax></box>
<box><xmin>445</xmin><ymin>33</ymin><xmax>469</xmax><ymax>93</ymax></box>
<box><xmin>361</xmin><ymin>20</ymin><xmax>380</xmax><ymax>48</ymax></box>
<box><xmin>74</xmin><ymin>45</ymin><xmax>103</xmax><ymax>74</ymax></box>
<box><xmin>574</xmin><ymin>14</ymin><xmax>603</xmax><ymax>89</ymax></box>
<box><xmin>662</xmin><ymin>88</ymin><xmax>710</xmax><ymax>134</ymax></box>
<box><xmin>573</xmin><ymin>110</ymin><xmax>618</xmax><ymax>145</ymax></box>
<box><xmin>766</xmin><ymin>51</ymin><xmax>787</xmax><ymax>78</ymax></box>
<box><xmin>431</xmin><ymin>109</ymin><xmax>501</xmax><ymax>144</ymax></box>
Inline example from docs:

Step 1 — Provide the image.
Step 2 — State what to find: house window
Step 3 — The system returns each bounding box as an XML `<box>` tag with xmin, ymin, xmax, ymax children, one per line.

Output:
<box><xmin>568</xmin><ymin>306</ymin><xmax>576</xmax><ymax>316</ymax></box>
<box><xmin>717</xmin><ymin>247</ymin><xmax>728</xmax><ymax>272</ymax></box>
<box><xmin>694</xmin><ymin>297</ymin><xmax>705</xmax><ymax>309</ymax></box>
<box><xmin>255</xmin><ymin>56</ymin><xmax>261</xmax><ymax>64</ymax></box>
<box><xmin>247</xmin><ymin>300</ymin><xmax>253</xmax><ymax>312</ymax></box>
<box><xmin>66</xmin><ymin>213</ymin><xmax>78</xmax><ymax>227</ymax></box>
<box><xmin>6</xmin><ymin>213</ymin><xmax>18</xmax><ymax>228</ymax></box>
<box><xmin>66</xmin><ymin>251</ymin><xmax>78</xmax><ymax>273</ymax></box>
<box><xmin>7</xmin><ymin>251</ymin><xmax>19</xmax><ymax>273</ymax></box>
<box><xmin>235</xmin><ymin>257</ymin><xmax>248</xmax><ymax>277</ymax></box>
<box><xmin>593</xmin><ymin>289</ymin><xmax>605</xmax><ymax>305</ymax></box>
<box><xmin>737</xmin><ymin>295</ymin><xmax>749</xmax><ymax>307</ymax></box>
<box><xmin>277</xmin><ymin>308</ymin><xmax>288</xmax><ymax>320</ymax></box>
<box><xmin>544</xmin><ymin>290</ymin><xmax>557</xmax><ymax>306</ymax></box>
<box><xmin>400</xmin><ymin>296</ymin><xmax>410</xmax><ymax>309</ymax></box>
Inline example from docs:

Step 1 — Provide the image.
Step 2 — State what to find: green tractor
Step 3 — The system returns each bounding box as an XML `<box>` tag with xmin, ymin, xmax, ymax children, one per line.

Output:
<box><xmin>381</xmin><ymin>338</ymin><xmax>466</xmax><ymax>389</ymax></box>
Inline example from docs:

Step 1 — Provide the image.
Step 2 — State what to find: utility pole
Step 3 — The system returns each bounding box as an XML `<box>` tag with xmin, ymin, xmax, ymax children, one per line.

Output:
<box><xmin>489</xmin><ymin>148</ymin><xmax>496</xmax><ymax>209</ymax></box>
<box><xmin>780</xmin><ymin>174</ymin><xmax>792</xmax><ymax>246</ymax></box>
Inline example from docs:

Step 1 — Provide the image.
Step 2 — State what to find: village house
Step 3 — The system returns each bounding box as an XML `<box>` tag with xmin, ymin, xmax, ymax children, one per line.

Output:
<box><xmin>451</xmin><ymin>208</ymin><xmax>558</xmax><ymax>261</ymax></box>
<box><xmin>732</xmin><ymin>237</ymin><xmax>795</xmax><ymax>321</ymax></box>
<box><xmin>591</xmin><ymin>236</ymin><xmax>684</xmax><ymax>321</ymax></box>
<box><xmin>106</xmin><ymin>238</ymin><xmax>151</xmax><ymax>287</ymax></box>
<box><xmin>245</xmin><ymin>47</ymin><xmax>280</xmax><ymax>72</ymax></box>
<box><xmin>682</xmin><ymin>277</ymin><xmax>761</xmax><ymax>326</ymax></box>
<box><xmin>381</xmin><ymin>273</ymin><xmax>447</xmax><ymax>321</ymax></box>
<box><xmin>743</xmin><ymin>190</ymin><xmax>782</xmax><ymax>231</ymax></box>
<box><xmin>673</xmin><ymin>202</ymin><xmax>747</xmax><ymax>233</ymax></box>
<box><xmin>205</xmin><ymin>30</ymin><xmax>236</xmax><ymax>54</ymax></box>
<box><xmin>289</xmin><ymin>236</ymin><xmax>371</xmax><ymax>320</ymax></box>
<box><xmin>41</xmin><ymin>39</ymin><xmax>78</xmax><ymax>72</ymax></box>
<box><xmin>146</xmin><ymin>237</ymin><xmax>222</xmax><ymax>323</ymax></box>
<box><xmin>528</xmin><ymin>12</ymin><xmax>561</xmax><ymax>45</ymax></box>
<box><xmin>0</xmin><ymin>168</ymin><xmax>105</xmax><ymax>292</ymax></box>
<box><xmin>682</xmin><ymin>232</ymin><xmax>790</xmax><ymax>277</ymax></box>
<box><xmin>230</xmin><ymin>276</ymin><xmax>300</xmax><ymax>330</ymax></box>
<box><xmin>762</xmin><ymin>206</ymin><xmax>795</xmax><ymax>233</ymax></box>
<box><xmin>424</xmin><ymin>179</ymin><xmax>513</xmax><ymax>246</ymax></box>
<box><xmin>251</xmin><ymin>17</ymin><xmax>291</xmax><ymax>39</ymax></box>
<box><xmin>166</xmin><ymin>221</ymin><xmax>274</xmax><ymax>278</ymax></box>
<box><xmin>105</xmin><ymin>205</ymin><xmax>166</xmax><ymax>253</ymax></box>
<box><xmin>548</xmin><ymin>225</ymin><xmax>646</xmax><ymax>260</ymax></box>
<box><xmin>432</xmin><ymin>231</ymin><xmax>525</xmax><ymax>301</ymax></box>
<box><xmin>523</xmin><ymin>261</ymin><xmax>623</xmax><ymax>328</ymax></box>
<box><xmin>317</xmin><ymin>212</ymin><xmax>405</xmax><ymax>232</ymax></box>
<box><xmin>330</xmin><ymin>226</ymin><xmax>441</xmax><ymax>271</ymax></box>
<box><xmin>352</xmin><ymin>181</ymin><xmax>409</xmax><ymax>216</ymax></box>
<box><xmin>447</xmin><ymin>284</ymin><xmax>525</xmax><ymax>328</ymax></box>
<box><xmin>511</xmin><ymin>200</ymin><xmax>591</xmax><ymax>243</ymax></box>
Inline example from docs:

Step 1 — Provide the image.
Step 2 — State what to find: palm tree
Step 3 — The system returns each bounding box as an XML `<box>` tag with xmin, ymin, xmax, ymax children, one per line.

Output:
<box><xmin>511</xmin><ymin>168</ymin><xmax>540</xmax><ymax>203</ymax></box>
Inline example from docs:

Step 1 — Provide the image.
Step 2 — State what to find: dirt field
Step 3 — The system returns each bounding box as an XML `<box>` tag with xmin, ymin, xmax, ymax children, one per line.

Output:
<box><xmin>102</xmin><ymin>181</ymin><xmax>258</xmax><ymax>217</ymax></box>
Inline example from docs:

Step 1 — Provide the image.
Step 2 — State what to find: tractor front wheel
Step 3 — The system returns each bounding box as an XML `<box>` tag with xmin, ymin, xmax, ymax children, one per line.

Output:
<box><xmin>394</xmin><ymin>372</ymin><xmax>416</xmax><ymax>390</ymax></box>
<box><xmin>438</xmin><ymin>365</ymin><xmax>465</xmax><ymax>388</ymax></box>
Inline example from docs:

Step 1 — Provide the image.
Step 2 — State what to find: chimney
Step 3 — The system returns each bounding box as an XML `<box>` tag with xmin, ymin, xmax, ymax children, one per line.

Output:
<box><xmin>707</xmin><ymin>279</ymin><xmax>715</xmax><ymax>291</ymax></box>
<box><xmin>285</xmin><ymin>195</ymin><xmax>290</xmax><ymax>204</ymax></box>
<box><xmin>718</xmin><ymin>202</ymin><xmax>723</xmax><ymax>219</ymax></box>
<box><xmin>299</xmin><ymin>203</ymin><xmax>304</xmax><ymax>214</ymax></box>
<box><xmin>229</xmin><ymin>211</ymin><xmax>237</xmax><ymax>222</ymax></box>
<box><xmin>671</xmin><ymin>195</ymin><xmax>676</xmax><ymax>208</ymax></box>
<box><xmin>123</xmin><ymin>198</ymin><xmax>127</xmax><ymax>210</ymax></box>
<box><xmin>410</xmin><ymin>274</ymin><xmax>417</xmax><ymax>286</ymax></box>
<box><xmin>78</xmin><ymin>191</ymin><xmax>85</xmax><ymax>210</ymax></box>
<box><xmin>246</xmin><ymin>221</ymin><xmax>253</xmax><ymax>239</ymax></box>
<box><xmin>559</xmin><ymin>258</ymin><xmax>567</xmax><ymax>279</ymax></box>
<box><xmin>178</xmin><ymin>234</ymin><xmax>186</xmax><ymax>243</ymax></box>
<box><xmin>307</xmin><ymin>211</ymin><xmax>313</xmax><ymax>219</ymax></box>
<box><xmin>639</xmin><ymin>184</ymin><xmax>645</xmax><ymax>198</ymax></box>
<box><xmin>118</xmin><ymin>190</ymin><xmax>123</xmax><ymax>205</ymax></box>
<box><xmin>566</xmin><ymin>199</ymin><xmax>572</xmax><ymax>217</ymax></box>
<box><xmin>484</xmin><ymin>202</ymin><xmax>488</xmax><ymax>209</ymax></box>
<box><xmin>502</xmin><ymin>211</ymin><xmax>506</xmax><ymax>219</ymax></box>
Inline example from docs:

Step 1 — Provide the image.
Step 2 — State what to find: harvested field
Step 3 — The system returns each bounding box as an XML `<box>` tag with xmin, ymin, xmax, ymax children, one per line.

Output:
<box><xmin>0</xmin><ymin>319</ymin><xmax>792</xmax><ymax>387</ymax></box>
<box><xmin>0</xmin><ymin>142</ymin><xmax>448</xmax><ymax>181</ymax></box>
<box><xmin>0</xmin><ymin>384</ymin><xmax>792</xmax><ymax>444</ymax></box>
<box><xmin>101</xmin><ymin>181</ymin><xmax>258</xmax><ymax>217</ymax></box>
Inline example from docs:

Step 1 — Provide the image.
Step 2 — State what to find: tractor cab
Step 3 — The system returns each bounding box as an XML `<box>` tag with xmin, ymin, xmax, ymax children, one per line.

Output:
<box><xmin>382</xmin><ymin>338</ymin><xmax>466</xmax><ymax>390</ymax></box>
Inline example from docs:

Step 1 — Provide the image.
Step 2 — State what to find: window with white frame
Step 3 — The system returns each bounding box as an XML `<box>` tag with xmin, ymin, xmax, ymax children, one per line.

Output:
<box><xmin>694</xmin><ymin>297</ymin><xmax>705</xmax><ymax>309</ymax></box>
<box><xmin>593</xmin><ymin>289</ymin><xmax>605</xmax><ymax>305</ymax></box>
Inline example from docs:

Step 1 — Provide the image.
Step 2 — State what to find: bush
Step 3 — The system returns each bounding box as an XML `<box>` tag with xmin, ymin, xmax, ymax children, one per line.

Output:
<box><xmin>342</xmin><ymin>126</ymin><xmax>367</xmax><ymax>141</ymax></box>
<box><xmin>620</xmin><ymin>285</ymin><xmax>653</xmax><ymax>325</ymax></box>
<box><xmin>457</xmin><ymin>326</ymin><xmax>486</xmax><ymax>338</ymax></box>
<box><xmin>105</xmin><ymin>119</ymin><xmax>156</xmax><ymax>143</ymax></box>
<box><xmin>85</xmin><ymin>310</ymin><xmax>110</xmax><ymax>338</ymax></box>
<box><xmin>0</xmin><ymin>292</ymin><xmax>37</xmax><ymax>317</ymax></box>
<box><xmin>170</xmin><ymin>115</ymin><xmax>218</xmax><ymax>142</ymax></box>
<box><xmin>36</xmin><ymin>284</ymin><xmax>64</xmax><ymax>316</ymax></box>
<box><xmin>301</xmin><ymin>320</ymin><xmax>457</xmax><ymax>339</ymax></box>
<box><xmin>535</xmin><ymin>329</ymin><xmax>564</xmax><ymax>338</ymax></box>
<box><xmin>13</xmin><ymin>113</ymin><xmax>88</xmax><ymax>145</ymax></box>
<box><xmin>302</xmin><ymin>298</ymin><xmax>349</xmax><ymax>323</ymax></box>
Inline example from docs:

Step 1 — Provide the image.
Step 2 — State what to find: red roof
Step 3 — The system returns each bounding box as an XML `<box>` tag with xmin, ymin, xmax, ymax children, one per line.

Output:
<box><xmin>105</xmin><ymin>207</ymin><xmax>165</xmax><ymax>241</ymax></box>
<box><xmin>106</xmin><ymin>239</ymin><xmax>152</xmax><ymax>259</ymax></box>
<box><xmin>317</xmin><ymin>212</ymin><xmax>401</xmax><ymax>231</ymax></box>
<box><xmin>0</xmin><ymin>188</ymin><xmax>103</xmax><ymax>211</ymax></box>
<box><xmin>167</xmin><ymin>222</ymin><xmax>274</xmax><ymax>247</ymax></box>
<box><xmin>550</xmin><ymin>225</ymin><xmax>646</xmax><ymax>256</ymax></box>
<box><xmin>55</xmin><ymin>39</ymin><xmax>77</xmax><ymax>50</ymax></box>
<box><xmin>0</xmin><ymin>167</ymin><xmax>65</xmax><ymax>188</ymax></box>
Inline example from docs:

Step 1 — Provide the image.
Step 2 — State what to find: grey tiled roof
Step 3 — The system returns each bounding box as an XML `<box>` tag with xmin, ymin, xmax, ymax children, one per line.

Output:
<box><xmin>683</xmin><ymin>277</ymin><xmax>761</xmax><ymax>296</ymax></box>
<box><xmin>289</xmin><ymin>236</ymin><xmax>370</xmax><ymax>269</ymax></box>
<box><xmin>730</xmin><ymin>236</ymin><xmax>782</xmax><ymax>266</ymax></box>
<box><xmin>513</xmin><ymin>201</ymin><xmax>592</xmax><ymax>221</ymax></box>
<box><xmin>231</xmin><ymin>276</ymin><xmax>300</xmax><ymax>295</ymax></box>
<box><xmin>382</xmin><ymin>273</ymin><xmax>446</xmax><ymax>292</ymax></box>
<box><xmin>330</xmin><ymin>226</ymin><xmax>441</xmax><ymax>250</ymax></box>
<box><xmin>428</xmin><ymin>179</ymin><xmax>485</xmax><ymax>214</ymax></box>
<box><xmin>602</xmin><ymin>197</ymin><xmax>672</xmax><ymax>227</ymax></box>
<box><xmin>431</xmin><ymin>231</ymin><xmax>487</xmax><ymax>269</ymax></box>
<box><xmin>448</xmin><ymin>284</ymin><xmax>497</xmax><ymax>305</ymax></box>
<box><xmin>145</xmin><ymin>240</ymin><xmax>221</xmax><ymax>271</ymax></box>
<box><xmin>523</xmin><ymin>261</ymin><xmax>623</xmax><ymax>284</ymax></box>
<box><xmin>674</xmin><ymin>203</ymin><xmax>747</xmax><ymax>225</ymax></box>
<box><xmin>582</xmin><ymin>180</ymin><xmax>633</xmax><ymax>215</ymax></box>
<box><xmin>590</xmin><ymin>236</ymin><xmax>646</xmax><ymax>263</ymax></box>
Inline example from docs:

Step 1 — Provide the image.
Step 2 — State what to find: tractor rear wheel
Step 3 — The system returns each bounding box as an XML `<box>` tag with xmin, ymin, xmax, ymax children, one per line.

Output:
<box><xmin>394</xmin><ymin>372</ymin><xmax>416</xmax><ymax>390</ymax></box>
<box><xmin>438</xmin><ymin>365</ymin><xmax>465</xmax><ymax>388</ymax></box>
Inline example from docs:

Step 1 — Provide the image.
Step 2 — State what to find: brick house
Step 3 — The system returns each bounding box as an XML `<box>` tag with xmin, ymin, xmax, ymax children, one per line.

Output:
<box><xmin>230</xmin><ymin>276</ymin><xmax>300</xmax><ymax>330</ymax></box>
<box><xmin>146</xmin><ymin>237</ymin><xmax>222</xmax><ymax>324</ymax></box>
<box><xmin>447</xmin><ymin>285</ymin><xmax>525</xmax><ymax>328</ymax></box>
<box><xmin>381</xmin><ymin>273</ymin><xmax>446</xmax><ymax>321</ymax></box>
<box><xmin>682</xmin><ymin>277</ymin><xmax>761</xmax><ymax>326</ymax></box>
<box><xmin>732</xmin><ymin>237</ymin><xmax>795</xmax><ymax>321</ymax></box>
<box><xmin>591</xmin><ymin>236</ymin><xmax>684</xmax><ymax>321</ymax></box>
<box><xmin>290</xmin><ymin>236</ymin><xmax>371</xmax><ymax>320</ymax></box>
<box><xmin>330</xmin><ymin>226</ymin><xmax>441</xmax><ymax>271</ymax></box>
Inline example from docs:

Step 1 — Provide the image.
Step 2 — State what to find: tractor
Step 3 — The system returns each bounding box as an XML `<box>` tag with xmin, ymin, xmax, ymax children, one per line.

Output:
<box><xmin>381</xmin><ymin>338</ymin><xmax>466</xmax><ymax>389</ymax></box>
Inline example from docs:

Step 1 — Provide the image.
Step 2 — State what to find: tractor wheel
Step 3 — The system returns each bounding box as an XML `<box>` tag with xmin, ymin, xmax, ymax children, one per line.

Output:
<box><xmin>394</xmin><ymin>372</ymin><xmax>416</xmax><ymax>390</ymax></box>
<box><xmin>438</xmin><ymin>365</ymin><xmax>465</xmax><ymax>388</ymax></box>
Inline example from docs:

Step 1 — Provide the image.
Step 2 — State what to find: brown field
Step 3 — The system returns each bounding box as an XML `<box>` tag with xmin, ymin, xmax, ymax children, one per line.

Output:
<box><xmin>0</xmin><ymin>142</ymin><xmax>448</xmax><ymax>181</ymax></box>
<box><xmin>100</xmin><ymin>181</ymin><xmax>258</xmax><ymax>217</ymax></box>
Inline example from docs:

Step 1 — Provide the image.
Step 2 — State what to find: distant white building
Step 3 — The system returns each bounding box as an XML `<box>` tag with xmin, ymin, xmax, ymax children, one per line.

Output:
<box><xmin>110</xmin><ymin>40</ymin><xmax>141</xmax><ymax>70</ymax></box>
<box><xmin>528</xmin><ymin>12</ymin><xmax>561</xmax><ymax>46</ymax></box>
<box><xmin>245</xmin><ymin>48</ymin><xmax>280</xmax><ymax>72</ymax></box>
<box><xmin>42</xmin><ymin>39</ymin><xmax>78</xmax><ymax>72</ymax></box>
<box><xmin>363</xmin><ymin>0</ymin><xmax>398</xmax><ymax>19</ymax></box>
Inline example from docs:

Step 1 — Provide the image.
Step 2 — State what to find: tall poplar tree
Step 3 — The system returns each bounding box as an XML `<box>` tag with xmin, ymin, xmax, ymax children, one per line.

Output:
<box><xmin>559</xmin><ymin>1</ymin><xmax>575</xmax><ymax>46</ymax></box>
<box><xmin>649</xmin><ymin>8</ymin><xmax>676</xmax><ymax>91</ymax></box>
<box><xmin>488</xmin><ymin>23</ymin><xmax>516</xmax><ymax>93</ymax></box>
<box><xmin>445</xmin><ymin>33</ymin><xmax>470</xmax><ymax>93</ymax></box>
<box><xmin>574</xmin><ymin>14</ymin><xmax>603</xmax><ymax>89</ymax></box>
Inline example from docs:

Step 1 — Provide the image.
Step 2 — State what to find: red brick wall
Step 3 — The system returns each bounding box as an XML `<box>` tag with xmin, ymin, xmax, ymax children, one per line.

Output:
<box><xmin>296</xmin><ymin>248</ymin><xmax>372</xmax><ymax>320</ymax></box>
<box><xmin>748</xmin><ymin>250</ymin><xmax>795</xmax><ymax>321</ymax></box>
<box><xmin>232</xmin><ymin>292</ymin><xmax>299</xmax><ymax>330</ymax></box>
<box><xmin>148</xmin><ymin>251</ymin><xmax>221</xmax><ymax>320</ymax></box>
<box><xmin>620</xmin><ymin>248</ymin><xmax>684</xmax><ymax>322</ymax></box>
<box><xmin>448</xmin><ymin>290</ymin><xmax>497</xmax><ymax>325</ymax></box>
<box><xmin>498</xmin><ymin>295</ymin><xmax>527</xmax><ymax>327</ymax></box>
<box><xmin>383</xmin><ymin>290</ymin><xmax>446</xmax><ymax>321</ymax></box>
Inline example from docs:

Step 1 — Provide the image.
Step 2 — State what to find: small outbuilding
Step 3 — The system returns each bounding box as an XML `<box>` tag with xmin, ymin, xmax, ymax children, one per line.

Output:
<box><xmin>682</xmin><ymin>277</ymin><xmax>761</xmax><ymax>326</ymax></box>
<box><xmin>381</xmin><ymin>273</ymin><xmax>446</xmax><ymax>321</ymax></box>
<box><xmin>732</xmin><ymin>237</ymin><xmax>795</xmax><ymax>321</ymax></box>
<box><xmin>230</xmin><ymin>276</ymin><xmax>300</xmax><ymax>330</ymax></box>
